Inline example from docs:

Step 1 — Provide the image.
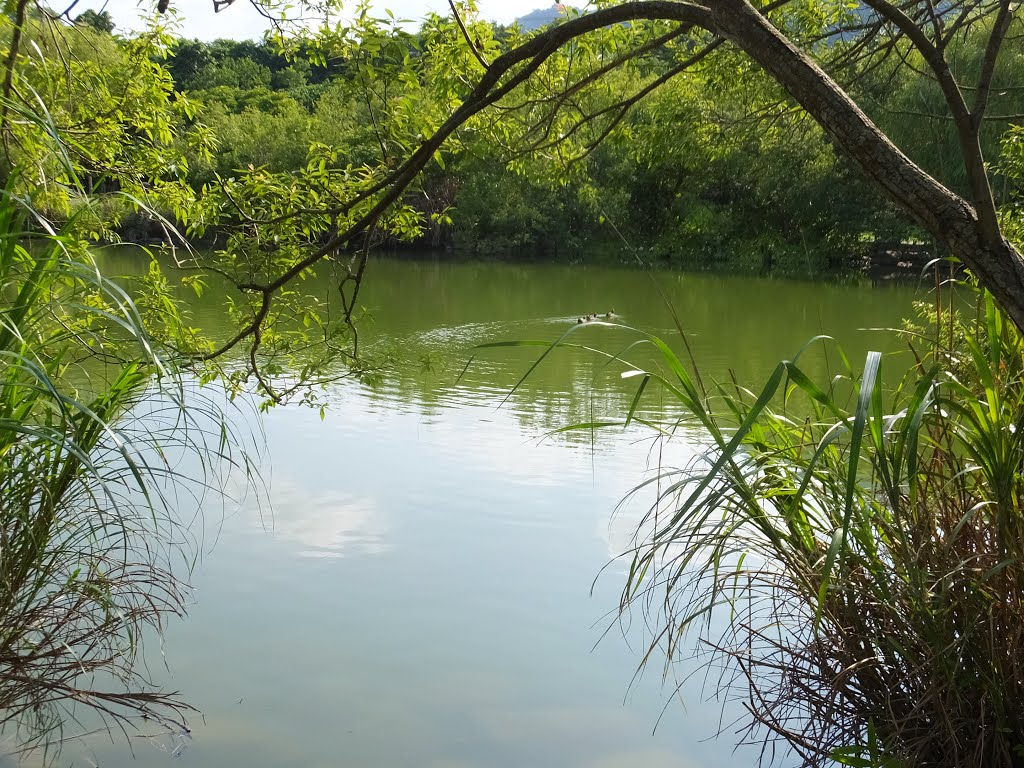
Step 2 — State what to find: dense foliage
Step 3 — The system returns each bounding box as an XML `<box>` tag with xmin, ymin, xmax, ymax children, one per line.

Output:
<box><xmin>0</xmin><ymin>9</ymin><xmax>908</xmax><ymax>275</ymax></box>
<box><xmin>94</xmin><ymin>12</ymin><xmax>1010</xmax><ymax>276</ymax></box>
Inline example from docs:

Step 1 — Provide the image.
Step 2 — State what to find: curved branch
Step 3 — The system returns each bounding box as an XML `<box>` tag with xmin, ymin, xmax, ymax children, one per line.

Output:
<box><xmin>525</xmin><ymin>40</ymin><xmax>725</xmax><ymax>157</ymax></box>
<box><xmin>448</xmin><ymin>0</ymin><xmax>491</xmax><ymax>71</ymax></box>
<box><xmin>243</xmin><ymin>2</ymin><xmax>717</xmax><ymax>298</ymax></box>
<box><xmin>204</xmin><ymin>0</ymin><xmax>1024</xmax><ymax>369</ymax></box>
<box><xmin>858</xmin><ymin>0</ymin><xmax>1007</xmax><ymax>236</ymax></box>
<box><xmin>971</xmin><ymin>0</ymin><xmax>1015</xmax><ymax>125</ymax></box>
<box><xmin>709</xmin><ymin>0</ymin><xmax>1024</xmax><ymax>326</ymax></box>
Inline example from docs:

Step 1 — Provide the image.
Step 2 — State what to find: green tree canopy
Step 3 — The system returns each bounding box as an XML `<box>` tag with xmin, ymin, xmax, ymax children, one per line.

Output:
<box><xmin>74</xmin><ymin>8</ymin><xmax>115</xmax><ymax>33</ymax></box>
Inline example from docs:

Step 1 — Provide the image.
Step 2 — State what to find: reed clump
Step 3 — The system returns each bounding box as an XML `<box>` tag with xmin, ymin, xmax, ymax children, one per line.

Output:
<box><xmin>0</xmin><ymin>185</ymin><xmax>238</xmax><ymax>755</ymax></box>
<box><xmin>605</xmin><ymin>286</ymin><xmax>1024</xmax><ymax>767</ymax></box>
<box><xmin>493</xmin><ymin>282</ymin><xmax>1024</xmax><ymax>766</ymax></box>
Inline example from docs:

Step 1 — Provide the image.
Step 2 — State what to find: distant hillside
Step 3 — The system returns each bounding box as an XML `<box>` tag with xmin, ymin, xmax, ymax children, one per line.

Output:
<box><xmin>514</xmin><ymin>6</ymin><xmax>570</xmax><ymax>31</ymax></box>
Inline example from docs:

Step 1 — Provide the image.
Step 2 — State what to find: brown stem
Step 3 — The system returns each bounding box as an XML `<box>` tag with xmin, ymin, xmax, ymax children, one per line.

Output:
<box><xmin>971</xmin><ymin>0</ymin><xmax>1015</xmax><ymax>127</ymax></box>
<box><xmin>0</xmin><ymin>0</ymin><xmax>31</xmax><ymax>175</ymax></box>
<box><xmin>448</xmin><ymin>0</ymin><xmax>490</xmax><ymax>71</ymax></box>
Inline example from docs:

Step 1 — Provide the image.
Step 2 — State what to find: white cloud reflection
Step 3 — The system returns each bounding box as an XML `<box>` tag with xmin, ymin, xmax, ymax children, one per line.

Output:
<box><xmin>263</xmin><ymin>476</ymin><xmax>388</xmax><ymax>558</ymax></box>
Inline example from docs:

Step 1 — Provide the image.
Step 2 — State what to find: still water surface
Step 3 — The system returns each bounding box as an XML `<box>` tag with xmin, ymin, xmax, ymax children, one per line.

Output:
<box><xmin>62</xmin><ymin>255</ymin><xmax>920</xmax><ymax>767</ymax></box>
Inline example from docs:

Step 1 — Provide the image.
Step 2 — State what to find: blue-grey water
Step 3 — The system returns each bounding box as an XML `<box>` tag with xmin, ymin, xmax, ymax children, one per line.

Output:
<box><xmin>31</xmin><ymin>256</ymin><xmax>921</xmax><ymax>767</ymax></box>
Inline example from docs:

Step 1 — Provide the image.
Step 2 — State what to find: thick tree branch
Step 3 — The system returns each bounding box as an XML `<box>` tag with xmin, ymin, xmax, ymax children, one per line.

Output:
<box><xmin>206</xmin><ymin>0</ymin><xmax>1024</xmax><ymax>371</ymax></box>
<box><xmin>709</xmin><ymin>0</ymin><xmax>1024</xmax><ymax>328</ymax></box>
<box><xmin>971</xmin><ymin>0</ymin><xmax>1015</xmax><ymax>126</ymax></box>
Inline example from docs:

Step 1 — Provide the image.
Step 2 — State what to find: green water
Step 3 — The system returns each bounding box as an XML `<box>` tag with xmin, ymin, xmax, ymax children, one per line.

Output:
<box><xmin>47</xmin><ymin>252</ymin><xmax>921</xmax><ymax>767</ymax></box>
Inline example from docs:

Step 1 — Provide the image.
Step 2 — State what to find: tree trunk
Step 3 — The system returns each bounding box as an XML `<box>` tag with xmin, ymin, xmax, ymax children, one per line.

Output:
<box><xmin>708</xmin><ymin>0</ymin><xmax>1024</xmax><ymax>330</ymax></box>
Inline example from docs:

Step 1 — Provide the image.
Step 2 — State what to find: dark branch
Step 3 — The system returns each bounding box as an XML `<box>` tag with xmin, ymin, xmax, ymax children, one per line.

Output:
<box><xmin>971</xmin><ymin>0</ymin><xmax>1015</xmax><ymax>126</ymax></box>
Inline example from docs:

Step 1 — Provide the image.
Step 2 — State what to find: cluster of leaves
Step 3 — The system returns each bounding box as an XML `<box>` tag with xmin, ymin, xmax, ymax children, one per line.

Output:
<box><xmin>144</xmin><ymin>3</ymin><xmax>1024</xmax><ymax>274</ymax></box>
<box><xmin>0</xmin><ymin>7</ymin><xmax>210</xmax><ymax>231</ymax></box>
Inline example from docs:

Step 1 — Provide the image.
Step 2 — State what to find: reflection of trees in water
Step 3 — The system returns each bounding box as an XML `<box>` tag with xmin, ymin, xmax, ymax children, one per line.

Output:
<box><xmin>352</xmin><ymin>317</ymin><xmax>913</xmax><ymax>454</ymax></box>
<box><xmin>93</xmin><ymin>250</ymin><xmax>919</xmax><ymax>390</ymax></box>
<box><xmin>355</xmin><ymin>347</ymin><xmax>644</xmax><ymax>446</ymax></box>
<box><xmin>88</xmin><ymin>248</ymin><xmax>920</xmax><ymax>465</ymax></box>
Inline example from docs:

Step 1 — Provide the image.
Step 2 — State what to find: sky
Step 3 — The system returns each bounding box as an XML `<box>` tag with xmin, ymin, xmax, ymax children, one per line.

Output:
<box><xmin>72</xmin><ymin>0</ymin><xmax>554</xmax><ymax>40</ymax></box>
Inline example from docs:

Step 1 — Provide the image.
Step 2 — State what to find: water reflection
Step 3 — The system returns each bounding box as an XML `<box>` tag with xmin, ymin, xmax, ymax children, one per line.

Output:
<box><xmin>58</xmin><ymin>253</ymin><xmax>926</xmax><ymax>768</ymax></box>
<box><xmin>265</xmin><ymin>479</ymin><xmax>387</xmax><ymax>558</ymax></box>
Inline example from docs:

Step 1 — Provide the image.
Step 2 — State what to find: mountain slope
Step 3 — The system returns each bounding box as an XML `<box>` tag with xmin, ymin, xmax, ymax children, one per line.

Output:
<box><xmin>514</xmin><ymin>6</ymin><xmax>568</xmax><ymax>31</ymax></box>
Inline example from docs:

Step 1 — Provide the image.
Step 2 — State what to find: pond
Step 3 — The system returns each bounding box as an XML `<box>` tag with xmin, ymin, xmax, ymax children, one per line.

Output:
<box><xmin>41</xmin><ymin>254</ymin><xmax>922</xmax><ymax>768</ymax></box>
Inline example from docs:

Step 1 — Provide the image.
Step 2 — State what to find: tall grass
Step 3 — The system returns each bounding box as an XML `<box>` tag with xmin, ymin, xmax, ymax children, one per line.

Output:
<box><xmin>490</xmin><ymin>283</ymin><xmax>1024</xmax><ymax>767</ymax></box>
<box><xmin>0</xmin><ymin>179</ymin><xmax>243</xmax><ymax>756</ymax></box>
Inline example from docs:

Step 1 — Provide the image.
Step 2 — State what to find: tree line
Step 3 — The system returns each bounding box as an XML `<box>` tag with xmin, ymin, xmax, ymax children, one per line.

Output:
<box><xmin>76</xmin><ymin>5</ymin><xmax>1023</xmax><ymax>277</ymax></box>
